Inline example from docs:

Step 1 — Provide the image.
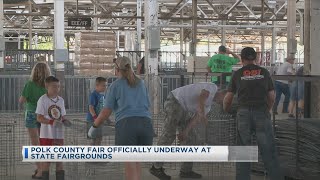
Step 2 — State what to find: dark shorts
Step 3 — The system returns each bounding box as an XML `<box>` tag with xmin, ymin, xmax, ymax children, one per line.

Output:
<box><xmin>25</xmin><ymin>111</ymin><xmax>41</xmax><ymax>128</ymax></box>
<box><xmin>115</xmin><ymin>117</ymin><xmax>153</xmax><ymax>146</ymax></box>
<box><xmin>86</xmin><ymin>121</ymin><xmax>103</xmax><ymax>139</ymax></box>
<box><xmin>39</xmin><ymin>138</ymin><xmax>64</xmax><ymax>146</ymax></box>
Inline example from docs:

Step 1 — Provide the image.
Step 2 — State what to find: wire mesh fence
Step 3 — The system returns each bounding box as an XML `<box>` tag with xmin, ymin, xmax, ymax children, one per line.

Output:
<box><xmin>1</xmin><ymin>110</ymin><xmax>320</xmax><ymax>179</ymax></box>
<box><xmin>0</xmin><ymin>75</ymin><xmax>29</xmax><ymax>113</ymax></box>
<box><xmin>1</xmin><ymin>74</ymin><xmax>320</xmax><ymax>179</ymax></box>
<box><xmin>0</xmin><ymin>73</ymin><xmax>227</xmax><ymax>113</ymax></box>
<box><xmin>0</xmin><ymin>122</ymin><xmax>16</xmax><ymax>180</ymax></box>
<box><xmin>0</xmin><ymin>109</ymin><xmax>238</xmax><ymax>180</ymax></box>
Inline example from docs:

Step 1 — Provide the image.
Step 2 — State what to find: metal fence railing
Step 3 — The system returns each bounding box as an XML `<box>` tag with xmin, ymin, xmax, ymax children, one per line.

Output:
<box><xmin>1</xmin><ymin>49</ymin><xmax>306</xmax><ymax>73</ymax></box>
<box><xmin>3</xmin><ymin>50</ymin><xmax>54</xmax><ymax>71</ymax></box>
<box><xmin>0</xmin><ymin>75</ymin><xmax>29</xmax><ymax>112</ymax></box>
<box><xmin>1</xmin><ymin>73</ymin><xmax>319</xmax><ymax>114</ymax></box>
<box><xmin>116</xmin><ymin>51</ymin><xmax>144</xmax><ymax>68</ymax></box>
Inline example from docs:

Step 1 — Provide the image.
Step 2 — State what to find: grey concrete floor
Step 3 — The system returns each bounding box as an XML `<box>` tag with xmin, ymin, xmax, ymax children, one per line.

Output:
<box><xmin>15</xmin><ymin>163</ymin><xmax>266</xmax><ymax>180</ymax></box>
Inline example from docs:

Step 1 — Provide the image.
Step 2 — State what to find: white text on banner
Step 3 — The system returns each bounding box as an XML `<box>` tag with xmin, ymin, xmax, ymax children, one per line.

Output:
<box><xmin>22</xmin><ymin>146</ymin><xmax>229</xmax><ymax>162</ymax></box>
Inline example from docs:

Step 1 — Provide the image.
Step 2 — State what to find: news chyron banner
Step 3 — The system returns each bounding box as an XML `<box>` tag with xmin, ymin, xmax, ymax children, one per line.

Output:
<box><xmin>22</xmin><ymin>146</ymin><xmax>258</xmax><ymax>162</ymax></box>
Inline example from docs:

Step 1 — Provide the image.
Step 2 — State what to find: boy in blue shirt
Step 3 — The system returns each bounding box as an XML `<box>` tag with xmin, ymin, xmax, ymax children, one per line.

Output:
<box><xmin>86</xmin><ymin>77</ymin><xmax>107</xmax><ymax>145</ymax></box>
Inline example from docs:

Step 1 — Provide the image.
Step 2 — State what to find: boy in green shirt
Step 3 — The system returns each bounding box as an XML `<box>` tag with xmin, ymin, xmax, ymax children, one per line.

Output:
<box><xmin>207</xmin><ymin>45</ymin><xmax>240</xmax><ymax>85</ymax></box>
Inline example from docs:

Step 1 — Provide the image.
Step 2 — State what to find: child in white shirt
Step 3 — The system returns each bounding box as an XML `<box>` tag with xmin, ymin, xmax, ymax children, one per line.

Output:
<box><xmin>36</xmin><ymin>76</ymin><xmax>71</xmax><ymax>180</ymax></box>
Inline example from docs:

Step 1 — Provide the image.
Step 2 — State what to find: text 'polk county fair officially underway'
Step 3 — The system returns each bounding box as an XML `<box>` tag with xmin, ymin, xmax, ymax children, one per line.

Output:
<box><xmin>22</xmin><ymin>146</ymin><xmax>258</xmax><ymax>162</ymax></box>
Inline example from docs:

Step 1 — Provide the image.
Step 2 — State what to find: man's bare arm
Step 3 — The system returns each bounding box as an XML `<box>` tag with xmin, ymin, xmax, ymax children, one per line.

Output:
<box><xmin>227</xmin><ymin>49</ymin><xmax>240</xmax><ymax>60</ymax></box>
<box><xmin>178</xmin><ymin>89</ymin><xmax>209</xmax><ymax>141</ymax></box>
<box><xmin>223</xmin><ymin>92</ymin><xmax>234</xmax><ymax>112</ymax></box>
<box><xmin>93</xmin><ymin>108</ymin><xmax>113</xmax><ymax>127</ymax></box>
<box><xmin>178</xmin><ymin>113</ymin><xmax>204</xmax><ymax>142</ymax></box>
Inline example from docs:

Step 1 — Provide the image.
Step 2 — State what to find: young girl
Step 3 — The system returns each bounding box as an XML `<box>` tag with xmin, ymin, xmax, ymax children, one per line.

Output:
<box><xmin>19</xmin><ymin>61</ymin><xmax>51</xmax><ymax>179</ymax></box>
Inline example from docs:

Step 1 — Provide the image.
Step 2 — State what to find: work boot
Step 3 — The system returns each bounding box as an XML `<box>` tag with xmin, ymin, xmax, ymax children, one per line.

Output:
<box><xmin>42</xmin><ymin>171</ymin><xmax>49</xmax><ymax>180</ymax></box>
<box><xmin>149</xmin><ymin>165</ymin><xmax>171</xmax><ymax>180</ymax></box>
<box><xmin>56</xmin><ymin>170</ymin><xmax>65</xmax><ymax>180</ymax></box>
<box><xmin>179</xmin><ymin>171</ymin><xmax>202</xmax><ymax>179</ymax></box>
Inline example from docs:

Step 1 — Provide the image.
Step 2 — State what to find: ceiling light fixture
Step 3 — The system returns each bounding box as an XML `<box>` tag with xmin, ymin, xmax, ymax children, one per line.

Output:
<box><xmin>122</xmin><ymin>8</ymin><xmax>128</xmax><ymax>14</ymax></box>
<box><xmin>268</xmin><ymin>1</ymin><xmax>277</xmax><ymax>9</ymax></box>
<box><xmin>160</xmin><ymin>4</ymin><xmax>169</xmax><ymax>13</ymax></box>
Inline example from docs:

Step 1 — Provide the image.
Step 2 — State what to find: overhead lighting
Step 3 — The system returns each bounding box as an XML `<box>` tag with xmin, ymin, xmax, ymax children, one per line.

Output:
<box><xmin>268</xmin><ymin>0</ymin><xmax>277</xmax><ymax>8</ymax></box>
<box><xmin>211</xmin><ymin>21</ymin><xmax>218</xmax><ymax>26</ymax></box>
<box><xmin>85</xmin><ymin>10</ymin><xmax>90</xmax><ymax>14</ymax></box>
<box><xmin>260</xmin><ymin>22</ymin><xmax>267</xmax><ymax>26</ymax></box>
<box><xmin>122</xmin><ymin>8</ymin><xmax>128</xmax><ymax>14</ymax></box>
<box><xmin>160</xmin><ymin>5</ymin><xmax>169</xmax><ymax>13</ymax></box>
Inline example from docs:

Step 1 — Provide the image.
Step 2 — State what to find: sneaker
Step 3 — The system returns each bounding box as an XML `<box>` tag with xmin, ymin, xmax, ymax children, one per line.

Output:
<box><xmin>288</xmin><ymin>114</ymin><xmax>295</xmax><ymax>118</ymax></box>
<box><xmin>149</xmin><ymin>165</ymin><xmax>171</xmax><ymax>180</ymax></box>
<box><xmin>179</xmin><ymin>171</ymin><xmax>202</xmax><ymax>179</ymax></box>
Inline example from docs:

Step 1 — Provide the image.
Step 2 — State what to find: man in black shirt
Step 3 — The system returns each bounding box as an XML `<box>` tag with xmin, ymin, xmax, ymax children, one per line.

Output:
<box><xmin>223</xmin><ymin>47</ymin><xmax>283</xmax><ymax>180</ymax></box>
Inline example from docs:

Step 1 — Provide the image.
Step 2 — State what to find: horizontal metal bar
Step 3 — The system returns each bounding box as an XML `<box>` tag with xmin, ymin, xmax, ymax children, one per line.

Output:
<box><xmin>3</xmin><ymin>12</ymin><xmax>288</xmax><ymax>22</ymax></box>
<box><xmin>272</xmin><ymin>75</ymin><xmax>320</xmax><ymax>81</ymax></box>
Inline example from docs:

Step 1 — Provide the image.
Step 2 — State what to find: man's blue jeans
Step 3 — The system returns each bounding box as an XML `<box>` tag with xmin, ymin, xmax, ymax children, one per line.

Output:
<box><xmin>274</xmin><ymin>81</ymin><xmax>290</xmax><ymax>113</ymax></box>
<box><xmin>236</xmin><ymin>107</ymin><xmax>283</xmax><ymax>180</ymax></box>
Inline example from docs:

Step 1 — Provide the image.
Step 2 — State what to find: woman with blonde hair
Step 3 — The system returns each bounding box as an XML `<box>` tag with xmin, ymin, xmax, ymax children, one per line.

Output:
<box><xmin>19</xmin><ymin>61</ymin><xmax>51</xmax><ymax>179</ymax></box>
<box><xmin>88</xmin><ymin>56</ymin><xmax>153</xmax><ymax>180</ymax></box>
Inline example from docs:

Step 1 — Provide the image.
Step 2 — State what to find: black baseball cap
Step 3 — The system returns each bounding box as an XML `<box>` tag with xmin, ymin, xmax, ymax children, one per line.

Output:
<box><xmin>241</xmin><ymin>47</ymin><xmax>257</xmax><ymax>61</ymax></box>
<box><xmin>218</xmin><ymin>45</ymin><xmax>227</xmax><ymax>53</ymax></box>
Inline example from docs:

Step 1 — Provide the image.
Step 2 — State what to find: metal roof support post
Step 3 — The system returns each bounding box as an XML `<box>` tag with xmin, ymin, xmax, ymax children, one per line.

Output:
<box><xmin>304</xmin><ymin>0</ymin><xmax>310</xmax><ymax>75</ymax></box>
<box><xmin>180</xmin><ymin>7</ymin><xmax>184</xmax><ymax>69</ymax></box>
<box><xmin>54</xmin><ymin>0</ymin><xmax>67</xmax><ymax>70</ymax></box>
<box><xmin>0</xmin><ymin>0</ymin><xmax>4</xmax><ymax>69</ymax></box>
<box><xmin>93</xmin><ymin>4</ymin><xmax>98</xmax><ymax>32</ymax></box>
<box><xmin>28</xmin><ymin>0</ymin><xmax>32</xmax><ymax>50</ymax></box>
<box><xmin>144</xmin><ymin>0</ymin><xmax>160</xmax><ymax>114</ymax></box>
<box><xmin>287</xmin><ymin>0</ymin><xmax>297</xmax><ymax>58</ymax></box>
<box><xmin>135</xmin><ymin>0</ymin><xmax>142</xmax><ymax>52</ymax></box>
<box><xmin>271</xmin><ymin>21</ymin><xmax>277</xmax><ymax>64</ymax></box>
<box><xmin>261</xmin><ymin>32</ymin><xmax>265</xmax><ymax>66</ymax></box>
<box><xmin>221</xmin><ymin>20</ymin><xmax>226</xmax><ymax>46</ymax></box>
<box><xmin>310</xmin><ymin>0</ymin><xmax>320</xmax><ymax>118</ymax></box>
<box><xmin>191</xmin><ymin>0</ymin><xmax>197</xmax><ymax>57</ymax></box>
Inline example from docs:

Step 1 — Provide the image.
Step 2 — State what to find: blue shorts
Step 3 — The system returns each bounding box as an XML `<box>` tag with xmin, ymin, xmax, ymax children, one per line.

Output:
<box><xmin>25</xmin><ymin>111</ymin><xmax>40</xmax><ymax>128</ymax></box>
<box><xmin>290</xmin><ymin>81</ymin><xmax>304</xmax><ymax>101</ymax></box>
<box><xmin>115</xmin><ymin>117</ymin><xmax>153</xmax><ymax>146</ymax></box>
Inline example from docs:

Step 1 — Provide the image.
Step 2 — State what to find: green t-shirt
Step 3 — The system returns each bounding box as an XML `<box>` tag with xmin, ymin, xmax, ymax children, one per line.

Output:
<box><xmin>207</xmin><ymin>54</ymin><xmax>239</xmax><ymax>83</ymax></box>
<box><xmin>21</xmin><ymin>81</ymin><xmax>47</xmax><ymax>112</ymax></box>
